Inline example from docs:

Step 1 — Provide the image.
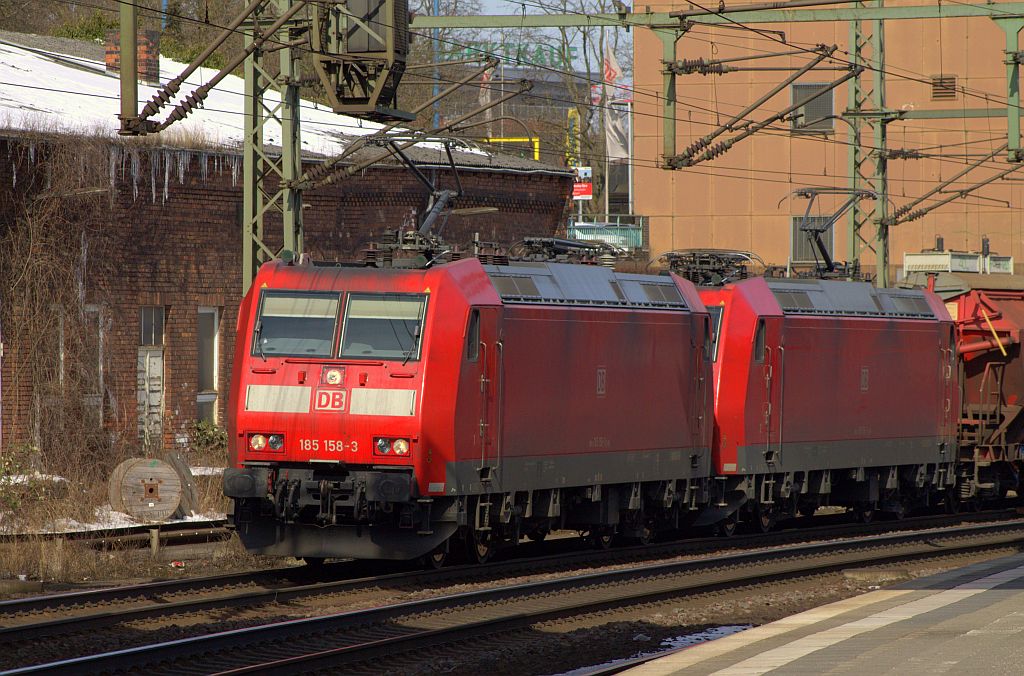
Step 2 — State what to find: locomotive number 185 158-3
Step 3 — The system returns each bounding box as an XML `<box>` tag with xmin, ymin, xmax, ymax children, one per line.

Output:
<box><xmin>298</xmin><ymin>439</ymin><xmax>358</xmax><ymax>453</ymax></box>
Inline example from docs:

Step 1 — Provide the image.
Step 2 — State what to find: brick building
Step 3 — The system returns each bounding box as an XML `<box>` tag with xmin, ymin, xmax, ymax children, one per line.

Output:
<box><xmin>0</xmin><ymin>31</ymin><xmax>572</xmax><ymax>465</ymax></box>
<box><xmin>0</xmin><ymin>135</ymin><xmax>571</xmax><ymax>462</ymax></box>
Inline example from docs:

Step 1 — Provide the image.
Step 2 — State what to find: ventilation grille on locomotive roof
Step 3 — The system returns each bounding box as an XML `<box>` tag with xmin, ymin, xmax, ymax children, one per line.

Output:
<box><xmin>491</xmin><ymin>275</ymin><xmax>540</xmax><ymax>297</ymax></box>
<box><xmin>773</xmin><ymin>290</ymin><xmax>814</xmax><ymax>310</ymax></box>
<box><xmin>770</xmin><ymin>287</ymin><xmax>935</xmax><ymax>318</ymax></box>
<box><xmin>890</xmin><ymin>295</ymin><xmax>933</xmax><ymax>316</ymax></box>
<box><xmin>641</xmin><ymin>283</ymin><xmax>684</xmax><ymax>304</ymax></box>
<box><xmin>487</xmin><ymin>271</ymin><xmax>688</xmax><ymax>310</ymax></box>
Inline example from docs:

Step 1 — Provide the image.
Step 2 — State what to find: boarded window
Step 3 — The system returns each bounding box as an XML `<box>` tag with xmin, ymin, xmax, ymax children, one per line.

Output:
<box><xmin>792</xmin><ymin>216</ymin><xmax>834</xmax><ymax>263</ymax></box>
<box><xmin>198</xmin><ymin>307</ymin><xmax>219</xmax><ymax>423</ymax></box>
<box><xmin>140</xmin><ymin>306</ymin><xmax>164</xmax><ymax>346</ymax></box>
<box><xmin>931</xmin><ymin>75</ymin><xmax>957</xmax><ymax>101</ymax></box>
<box><xmin>791</xmin><ymin>83</ymin><xmax>833</xmax><ymax>132</ymax></box>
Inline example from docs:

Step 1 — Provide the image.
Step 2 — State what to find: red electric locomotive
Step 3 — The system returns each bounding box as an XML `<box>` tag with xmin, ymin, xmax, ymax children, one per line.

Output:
<box><xmin>699</xmin><ymin>277</ymin><xmax>959</xmax><ymax>530</ymax></box>
<box><xmin>225</xmin><ymin>257</ymin><xmax>713</xmax><ymax>562</ymax></box>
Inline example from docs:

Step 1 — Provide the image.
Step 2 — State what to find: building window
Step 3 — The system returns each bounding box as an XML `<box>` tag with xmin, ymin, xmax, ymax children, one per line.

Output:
<box><xmin>82</xmin><ymin>305</ymin><xmax>104</xmax><ymax>424</ymax></box>
<box><xmin>140</xmin><ymin>306</ymin><xmax>165</xmax><ymax>346</ymax></box>
<box><xmin>791</xmin><ymin>83</ymin><xmax>833</xmax><ymax>133</ymax></box>
<box><xmin>792</xmin><ymin>216</ymin><xmax>834</xmax><ymax>263</ymax></box>
<box><xmin>197</xmin><ymin>307</ymin><xmax>219</xmax><ymax>423</ymax></box>
<box><xmin>931</xmin><ymin>75</ymin><xmax>957</xmax><ymax>101</ymax></box>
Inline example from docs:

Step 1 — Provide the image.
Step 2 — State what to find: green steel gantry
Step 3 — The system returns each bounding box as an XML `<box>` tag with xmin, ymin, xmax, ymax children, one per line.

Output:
<box><xmin>413</xmin><ymin>3</ymin><xmax>1024</xmax><ymax>285</ymax></box>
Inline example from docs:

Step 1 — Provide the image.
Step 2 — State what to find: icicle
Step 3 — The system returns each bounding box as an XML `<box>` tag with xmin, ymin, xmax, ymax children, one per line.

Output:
<box><xmin>231</xmin><ymin>154</ymin><xmax>239</xmax><ymax>186</ymax></box>
<box><xmin>150</xmin><ymin>150</ymin><xmax>158</xmax><ymax>204</ymax></box>
<box><xmin>176</xmin><ymin>150</ymin><xmax>189</xmax><ymax>184</ymax></box>
<box><xmin>28</xmin><ymin>142</ymin><xmax>35</xmax><ymax>163</ymax></box>
<box><xmin>130</xmin><ymin>149</ymin><xmax>140</xmax><ymax>202</ymax></box>
<box><xmin>199</xmin><ymin>151</ymin><xmax>208</xmax><ymax>181</ymax></box>
<box><xmin>11</xmin><ymin>161</ymin><xmax>16</xmax><ymax>187</ymax></box>
<box><xmin>108</xmin><ymin>147</ymin><xmax>117</xmax><ymax>194</ymax></box>
<box><xmin>163</xmin><ymin>151</ymin><xmax>171</xmax><ymax>203</ymax></box>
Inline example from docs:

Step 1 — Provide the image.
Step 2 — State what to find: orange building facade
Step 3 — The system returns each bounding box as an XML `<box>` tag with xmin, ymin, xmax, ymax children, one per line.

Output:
<box><xmin>634</xmin><ymin>1</ymin><xmax>1023</xmax><ymax>278</ymax></box>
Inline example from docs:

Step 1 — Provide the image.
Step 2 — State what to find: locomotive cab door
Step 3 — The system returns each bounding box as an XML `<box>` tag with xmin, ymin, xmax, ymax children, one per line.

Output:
<box><xmin>756</xmin><ymin>317</ymin><xmax>785</xmax><ymax>468</ymax></box>
<box><xmin>469</xmin><ymin>307</ymin><xmax>502</xmax><ymax>485</ymax></box>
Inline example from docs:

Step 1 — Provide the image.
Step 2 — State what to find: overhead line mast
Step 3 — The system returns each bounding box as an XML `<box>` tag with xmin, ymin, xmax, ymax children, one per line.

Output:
<box><xmin>414</xmin><ymin>2</ymin><xmax>1024</xmax><ymax>286</ymax></box>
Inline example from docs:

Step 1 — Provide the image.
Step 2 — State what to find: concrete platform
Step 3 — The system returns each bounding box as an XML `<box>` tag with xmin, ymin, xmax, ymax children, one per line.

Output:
<box><xmin>625</xmin><ymin>552</ymin><xmax>1024</xmax><ymax>675</ymax></box>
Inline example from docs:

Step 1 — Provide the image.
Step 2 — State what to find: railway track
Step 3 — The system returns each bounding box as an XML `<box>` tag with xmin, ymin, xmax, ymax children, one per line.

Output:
<box><xmin>5</xmin><ymin>516</ymin><xmax>1024</xmax><ymax>674</ymax></box>
<box><xmin>0</xmin><ymin>509</ymin><xmax>1014</xmax><ymax>639</ymax></box>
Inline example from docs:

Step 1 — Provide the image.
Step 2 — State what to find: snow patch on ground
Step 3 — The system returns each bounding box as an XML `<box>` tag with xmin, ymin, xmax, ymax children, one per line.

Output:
<box><xmin>0</xmin><ymin>473</ymin><xmax>67</xmax><ymax>485</ymax></box>
<box><xmin>547</xmin><ymin>625</ymin><xmax>752</xmax><ymax>676</ymax></box>
<box><xmin>189</xmin><ymin>466</ymin><xmax>224</xmax><ymax>476</ymax></box>
<box><xmin>49</xmin><ymin>506</ymin><xmax>226</xmax><ymax>534</ymax></box>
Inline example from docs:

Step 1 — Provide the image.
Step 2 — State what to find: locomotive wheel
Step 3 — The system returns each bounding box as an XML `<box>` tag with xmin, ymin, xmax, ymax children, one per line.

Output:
<box><xmin>588</xmin><ymin>528</ymin><xmax>615</xmax><ymax>550</ymax></box>
<box><xmin>854</xmin><ymin>504</ymin><xmax>875</xmax><ymax>524</ymax></box>
<box><xmin>755</xmin><ymin>506</ymin><xmax>775</xmax><ymax>533</ymax></box>
<box><xmin>467</xmin><ymin>530</ymin><xmax>494</xmax><ymax>564</ymax></box>
<box><xmin>717</xmin><ymin>515</ymin><xmax>738</xmax><ymax>537</ymax></box>
<box><xmin>798</xmin><ymin>504</ymin><xmax>817</xmax><ymax>519</ymax></box>
<box><xmin>422</xmin><ymin>544</ymin><xmax>448</xmax><ymax>570</ymax></box>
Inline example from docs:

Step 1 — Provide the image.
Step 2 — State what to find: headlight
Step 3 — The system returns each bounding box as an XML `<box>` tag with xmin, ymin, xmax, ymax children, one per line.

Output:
<box><xmin>322</xmin><ymin>367</ymin><xmax>344</xmax><ymax>385</ymax></box>
<box><xmin>376</xmin><ymin>437</ymin><xmax>391</xmax><ymax>454</ymax></box>
<box><xmin>392</xmin><ymin>439</ymin><xmax>410</xmax><ymax>456</ymax></box>
<box><xmin>250</xmin><ymin>434</ymin><xmax>268</xmax><ymax>451</ymax></box>
<box><xmin>268</xmin><ymin>434</ymin><xmax>284</xmax><ymax>450</ymax></box>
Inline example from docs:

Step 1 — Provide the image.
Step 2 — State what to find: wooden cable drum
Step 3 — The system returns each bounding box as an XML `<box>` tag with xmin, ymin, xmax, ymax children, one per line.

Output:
<box><xmin>108</xmin><ymin>458</ymin><xmax>183</xmax><ymax>521</ymax></box>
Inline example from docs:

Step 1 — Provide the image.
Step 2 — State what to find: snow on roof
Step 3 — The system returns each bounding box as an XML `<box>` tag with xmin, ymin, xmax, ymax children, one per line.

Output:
<box><xmin>0</xmin><ymin>34</ymin><xmax>394</xmax><ymax>155</ymax></box>
<box><xmin>0</xmin><ymin>32</ymin><xmax>570</xmax><ymax>174</ymax></box>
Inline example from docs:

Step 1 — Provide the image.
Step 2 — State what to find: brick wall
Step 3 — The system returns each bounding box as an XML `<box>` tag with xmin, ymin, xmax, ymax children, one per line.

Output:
<box><xmin>0</xmin><ymin>138</ymin><xmax>571</xmax><ymax>462</ymax></box>
<box><xmin>104</xmin><ymin>30</ymin><xmax>161</xmax><ymax>86</ymax></box>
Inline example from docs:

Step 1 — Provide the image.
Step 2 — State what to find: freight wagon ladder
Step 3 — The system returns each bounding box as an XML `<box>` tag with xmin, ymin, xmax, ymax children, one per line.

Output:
<box><xmin>962</xmin><ymin>363</ymin><xmax>1022</xmax><ymax>472</ymax></box>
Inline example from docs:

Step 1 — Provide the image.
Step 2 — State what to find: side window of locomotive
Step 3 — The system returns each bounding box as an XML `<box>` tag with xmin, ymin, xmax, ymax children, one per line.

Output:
<box><xmin>706</xmin><ymin>306</ymin><xmax>724</xmax><ymax>362</ymax></box>
<box><xmin>754</xmin><ymin>319</ymin><xmax>766</xmax><ymax>363</ymax></box>
<box><xmin>340</xmin><ymin>293</ymin><xmax>427</xmax><ymax>360</ymax></box>
<box><xmin>253</xmin><ymin>291</ymin><xmax>340</xmax><ymax>358</ymax></box>
<box><xmin>466</xmin><ymin>309</ymin><xmax>480</xmax><ymax>361</ymax></box>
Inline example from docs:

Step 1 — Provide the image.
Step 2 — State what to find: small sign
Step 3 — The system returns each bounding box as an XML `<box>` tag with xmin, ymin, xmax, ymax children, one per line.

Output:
<box><xmin>573</xmin><ymin>182</ymin><xmax>593</xmax><ymax>200</ymax></box>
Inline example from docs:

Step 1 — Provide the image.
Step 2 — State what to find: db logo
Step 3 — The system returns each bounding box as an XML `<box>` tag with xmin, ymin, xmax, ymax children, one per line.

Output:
<box><xmin>314</xmin><ymin>390</ymin><xmax>347</xmax><ymax>411</ymax></box>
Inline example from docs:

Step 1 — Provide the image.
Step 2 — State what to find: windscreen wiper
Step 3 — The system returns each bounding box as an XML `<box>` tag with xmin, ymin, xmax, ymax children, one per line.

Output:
<box><xmin>254</xmin><ymin>320</ymin><xmax>267</xmax><ymax>362</ymax></box>
<box><xmin>402</xmin><ymin>324</ymin><xmax>421</xmax><ymax>366</ymax></box>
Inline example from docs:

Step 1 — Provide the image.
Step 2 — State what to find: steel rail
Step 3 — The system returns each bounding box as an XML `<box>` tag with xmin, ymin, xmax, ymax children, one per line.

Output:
<box><xmin>9</xmin><ymin>520</ymin><xmax>1024</xmax><ymax>675</ymax></box>
<box><xmin>0</xmin><ymin>509</ymin><xmax>1012</xmax><ymax>635</ymax></box>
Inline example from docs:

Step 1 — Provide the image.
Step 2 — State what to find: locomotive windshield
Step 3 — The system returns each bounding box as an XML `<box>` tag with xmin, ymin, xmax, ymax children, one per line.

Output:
<box><xmin>253</xmin><ymin>291</ymin><xmax>340</xmax><ymax>358</ymax></box>
<box><xmin>340</xmin><ymin>293</ymin><xmax>427</xmax><ymax>360</ymax></box>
